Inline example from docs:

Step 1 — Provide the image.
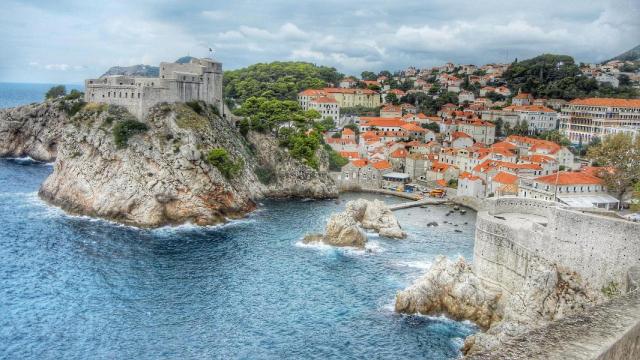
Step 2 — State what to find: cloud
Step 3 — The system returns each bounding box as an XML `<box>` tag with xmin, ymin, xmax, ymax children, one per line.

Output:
<box><xmin>1</xmin><ymin>0</ymin><xmax>638</xmax><ymax>82</ymax></box>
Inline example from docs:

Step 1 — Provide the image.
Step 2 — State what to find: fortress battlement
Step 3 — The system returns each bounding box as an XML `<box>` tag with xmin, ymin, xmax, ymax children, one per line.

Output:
<box><xmin>84</xmin><ymin>58</ymin><xmax>223</xmax><ymax>120</ymax></box>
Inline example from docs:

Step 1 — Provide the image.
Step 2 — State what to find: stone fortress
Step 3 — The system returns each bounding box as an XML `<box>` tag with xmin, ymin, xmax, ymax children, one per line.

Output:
<box><xmin>84</xmin><ymin>58</ymin><xmax>223</xmax><ymax>120</ymax></box>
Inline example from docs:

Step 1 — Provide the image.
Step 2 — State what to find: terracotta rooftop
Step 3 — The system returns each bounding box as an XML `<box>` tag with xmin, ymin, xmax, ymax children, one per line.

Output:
<box><xmin>568</xmin><ymin>98</ymin><xmax>640</xmax><ymax>108</ymax></box>
<box><xmin>535</xmin><ymin>172</ymin><xmax>603</xmax><ymax>185</ymax></box>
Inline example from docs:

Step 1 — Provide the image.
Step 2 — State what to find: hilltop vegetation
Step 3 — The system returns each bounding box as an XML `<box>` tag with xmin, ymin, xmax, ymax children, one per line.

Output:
<box><xmin>502</xmin><ymin>54</ymin><xmax>638</xmax><ymax>99</ymax></box>
<box><xmin>607</xmin><ymin>44</ymin><xmax>640</xmax><ymax>62</ymax></box>
<box><xmin>223</xmin><ymin>62</ymin><xmax>343</xmax><ymax>108</ymax></box>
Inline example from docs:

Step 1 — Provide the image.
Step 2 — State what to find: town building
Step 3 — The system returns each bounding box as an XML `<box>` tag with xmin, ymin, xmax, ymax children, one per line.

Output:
<box><xmin>84</xmin><ymin>58</ymin><xmax>224</xmax><ymax>120</ymax></box>
<box><xmin>308</xmin><ymin>97</ymin><xmax>340</xmax><ymax>122</ymax></box>
<box><xmin>559</xmin><ymin>98</ymin><xmax>640</xmax><ymax>144</ymax></box>
<box><xmin>501</xmin><ymin>105</ymin><xmax>558</xmax><ymax>134</ymax></box>
<box><xmin>298</xmin><ymin>88</ymin><xmax>381</xmax><ymax>110</ymax></box>
<box><xmin>380</xmin><ymin>104</ymin><xmax>402</xmax><ymax>118</ymax></box>
<box><xmin>518</xmin><ymin>171</ymin><xmax>619</xmax><ymax>209</ymax></box>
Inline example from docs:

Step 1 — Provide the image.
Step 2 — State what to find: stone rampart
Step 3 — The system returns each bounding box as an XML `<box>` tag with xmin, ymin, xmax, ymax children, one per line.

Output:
<box><xmin>474</xmin><ymin>198</ymin><xmax>640</xmax><ymax>294</ymax></box>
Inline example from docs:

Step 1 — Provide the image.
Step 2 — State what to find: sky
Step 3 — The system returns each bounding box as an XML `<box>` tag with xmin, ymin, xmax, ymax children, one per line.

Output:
<box><xmin>1</xmin><ymin>0</ymin><xmax>639</xmax><ymax>84</ymax></box>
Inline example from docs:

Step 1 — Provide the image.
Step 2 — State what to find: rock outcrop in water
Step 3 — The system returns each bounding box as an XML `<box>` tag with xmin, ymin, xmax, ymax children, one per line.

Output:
<box><xmin>0</xmin><ymin>100</ymin><xmax>67</xmax><ymax>162</ymax></box>
<box><xmin>395</xmin><ymin>256</ymin><xmax>604</xmax><ymax>355</ymax></box>
<box><xmin>395</xmin><ymin>256</ymin><xmax>502</xmax><ymax>329</ymax></box>
<box><xmin>303</xmin><ymin>199</ymin><xmax>405</xmax><ymax>248</ymax></box>
<box><xmin>1</xmin><ymin>99</ymin><xmax>337</xmax><ymax>227</ymax></box>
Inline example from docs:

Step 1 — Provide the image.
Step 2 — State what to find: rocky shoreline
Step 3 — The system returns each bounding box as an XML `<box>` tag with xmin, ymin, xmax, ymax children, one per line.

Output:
<box><xmin>395</xmin><ymin>256</ymin><xmax>605</xmax><ymax>355</ymax></box>
<box><xmin>1</xmin><ymin>99</ymin><xmax>338</xmax><ymax>227</ymax></box>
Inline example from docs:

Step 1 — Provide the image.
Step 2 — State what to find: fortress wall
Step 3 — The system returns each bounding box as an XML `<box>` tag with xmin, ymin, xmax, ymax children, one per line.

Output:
<box><xmin>474</xmin><ymin>198</ymin><xmax>640</xmax><ymax>294</ymax></box>
<box><xmin>544</xmin><ymin>208</ymin><xmax>640</xmax><ymax>290</ymax></box>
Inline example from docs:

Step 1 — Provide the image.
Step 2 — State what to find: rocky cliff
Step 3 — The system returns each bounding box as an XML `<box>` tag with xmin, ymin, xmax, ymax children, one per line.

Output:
<box><xmin>0</xmin><ymin>99</ymin><xmax>337</xmax><ymax>227</ymax></box>
<box><xmin>0</xmin><ymin>100</ymin><xmax>67</xmax><ymax>162</ymax></box>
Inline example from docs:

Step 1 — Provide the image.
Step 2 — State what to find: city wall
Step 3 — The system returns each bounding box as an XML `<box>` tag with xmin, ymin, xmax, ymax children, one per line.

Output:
<box><xmin>473</xmin><ymin>197</ymin><xmax>640</xmax><ymax>294</ymax></box>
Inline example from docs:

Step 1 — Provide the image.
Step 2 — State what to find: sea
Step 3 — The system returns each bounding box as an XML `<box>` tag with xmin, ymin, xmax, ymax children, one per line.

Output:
<box><xmin>0</xmin><ymin>83</ymin><xmax>477</xmax><ymax>359</ymax></box>
<box><xmin>0</xmin><ymin>82</ymin><xmax>84</xmax><ymax>109</ymax></box>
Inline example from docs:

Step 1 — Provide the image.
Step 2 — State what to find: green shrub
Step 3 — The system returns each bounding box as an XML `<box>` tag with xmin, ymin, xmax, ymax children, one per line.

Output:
<box><xmin>65</xmin><ymin>100</ymin><xmax>87</xmax><ymax>117</ymax></box>
<box><xmin>64</xmin><ymin>89</ymin><xmax>83</xmax><ymax>100</ymax></box>
<box><xmin>185</xmin><ymin>100</ymin><xmax>204</xmax><ymax>115</ymax></box>
<box><xmin>325</xmin><ymin>144</ymin><xmax>348</xmax><ymax>171</ymax></box>
<box><xmin>113</xmin><ymin>119</ymin><xmax>149</xmax><ymax>148</ymax></box>
<box><xmin>255</xmin><ymin>165</ymin><xmax>276</xmax><ymax>184</ymax></box>
<box><xmin>45</xmin><ymin>85</ymin><xmax>66</xmax><ymax>100</ymax></box>
<box><xmin>206</xmin><ymin>148</ymin><xmax>243</xmax><ymax>178</ymax></box>
<box><xmin>601</xmin><ymin>281</ymin><xmax>621</xmax><ymax>298</ymax></box>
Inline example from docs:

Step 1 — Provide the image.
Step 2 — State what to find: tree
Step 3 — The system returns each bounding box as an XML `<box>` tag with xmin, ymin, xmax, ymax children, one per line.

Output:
<box><xmin>538</xmin><ymin>130</ymin><xmax>570</xmax><ymax>146</ymax></box>
<box><xmin>206</xmin><ymin>148</ymin><xmax>243</xmax><ymax>179</ymax></box>
<box><xmin>361</xmin><ymin>71</ymin><xmax>377</xmax><ymax>80</ymax></box>
<box><xmin>421</xmin><ymin>122</ymin><xmax>440</xmax><ymax>133</ymax></box>
<box><xmin>385</xmin><ymin>93</ymin><xmax>399</xmax><ymax>105</ymax></box>
<box><xmin>618</xmin><ymin>74</ymin><xmax>631</xmax><ymax>87</ymax></box>
<box><xmin>494</xmin><ymin>118</ymin><xmax>504</xmax><ymax>137</ymax></box>
<box><xmin>587</xmin><ymin>133</ymin><xmax>640</xmax><ymax>202</ymax></box>
<box><xmin>45</xmin><ymin>85</ymin><xmax>66</xmax><ymax>100</ymax></box>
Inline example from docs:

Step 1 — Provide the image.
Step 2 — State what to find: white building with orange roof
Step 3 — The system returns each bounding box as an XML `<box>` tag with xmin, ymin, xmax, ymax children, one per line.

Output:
<box><xmin>480</xmin><ymin>86</ymin><xmax>495</xmax><ymax>97</ymax></box>
<box><xmin>494</xmin><ymin>86</ymin><xmax>512</xmax><ymax>97</ymax></box>
<box><xmin>380</xmin><ymin>104</ymin><xmax>402</xmax><ymax>118</ymax></box>
<box><xmin>457</xmin><ymin>119</ymin><xmax>496</xmax><ymax>145</ymax></box>
<box><xmin>297</xmin><ymin>87</ymin><xmax>380</xmax><ymax>110</ymax></box>
<box><xmin>358</xmin><ymin>117</ymin><xmax>406</xmax><ymax>132</ymax></box>
<box><xmin>512</xmin><ymin>92</ymin><xmax>533</xmax><ymax>106</ymax></box>
<box><xmin>339</xmin><ymin>77</ymin><xmax>358</xmax><ymax>88</ymax></box>
<box><xmin>449</xmin><ymin>131</ymin><xmax>474</xmax><ymax>148</ymax></box>
<box><xmin>308</xmin><ymin>96</ymin><xmax>340</xmax><ymax>122</ymax></box>
<box><xmin>518</xmin><ymin>171</ymin><xmax>619</xmax><ymax>209</ymax></box>
<box><xmin>501</xmin><ymin>105</ymin><xmax>558</xmax><ymax>133</ymax></box>
<box><xmin>458</xmin><ymin>90</ymin><xmax>475</xmax><ymax>104</ymax></box>
<box><xmin>458</xmin><ymin>172</ymin><xmax>485</xmax><ymax>198</ymax></box>
<box><xmin>559</xmin><ymin>98</ymin><xmax>640</xmax><ymax>144</ymax></box>
<box><xmin>426</xmin><ymin>161</ymin><xmax>459</xmax><ymax>182</ymax></box>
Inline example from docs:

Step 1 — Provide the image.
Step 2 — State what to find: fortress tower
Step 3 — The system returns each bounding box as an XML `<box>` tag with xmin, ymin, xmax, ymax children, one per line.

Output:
<box><xmin>84</xmin><ymin>58</ymin><xmax>224</xmax><ymax>120</ymax></box>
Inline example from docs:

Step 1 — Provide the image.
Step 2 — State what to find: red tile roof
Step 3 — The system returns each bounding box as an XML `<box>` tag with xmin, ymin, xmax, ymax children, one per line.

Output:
<box><xmin>493</xmin><ymin>171</ymin><xmax>518</xmax><ymax>185</ymax></box>
<box><xmin>371</xmin><ymin>160</ymin><xmax>392</xmax><ymax>170</ymax></box>
<box><xmin>568</xmin><ymin>98</ymin><xmax>640</xmax><ymax>108</ymax></box>
<box><xmin>535</xmin><ymin>172</ymin><xmax>603</xmax><ymax>185</ymax></box>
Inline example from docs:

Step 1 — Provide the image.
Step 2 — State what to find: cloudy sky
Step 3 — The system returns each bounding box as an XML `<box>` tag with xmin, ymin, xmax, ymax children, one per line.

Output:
<box><xmin>1</xmin><ymin>0</ymin><xmax>639</xmax><ymax>84</ymax></box>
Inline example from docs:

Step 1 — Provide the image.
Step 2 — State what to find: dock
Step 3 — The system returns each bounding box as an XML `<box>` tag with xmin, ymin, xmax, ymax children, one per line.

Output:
<box><xmin>388</xmin><ymin>198</ymin><xmax>450</xmax><ymax>211</ymax></box>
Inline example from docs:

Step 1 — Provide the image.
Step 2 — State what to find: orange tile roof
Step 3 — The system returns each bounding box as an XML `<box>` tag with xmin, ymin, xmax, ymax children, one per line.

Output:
<box><xmin>491</xmin><ymin>141</ymin><xmax>517</xmax><ymax>150</ymax></box>
<box><xmin>381</xmin><ymin>104</ymin><xmax>402</xmax><ymax>112</ymax></box>
<box><xmin>514</xmin><ymin>93</ymin><xmax>531</xmax><ymax>99</ymax></box>
<box><xmin>459</xmin><ymin>171</ymin><xmax>481</xmax><ymax>181</ymax></box>
<box><xmin>339</xmin><ymin>151</ymin><xmax>360</xmax><ymax>159</ymax></box>
<box><xmin>400</xmin><ymin>123</ymin><xmax>426</xmax><ymax>132</ymax></box>
<box><xmin>520</xmin><ymin>154</ymin><xmax>556</xmax><ymax>164</ymax></box>
<box><xmin>371</xmin><ymin>160</ymin><xmax>392</xmax><ymax>170</ymax></box>
<box><xmin>452</xmin><ymin>131</ymin><xmax>472</xmax><ymax>140</ymax></box>
<box><xmin>568</xmin><ymin>98</ymin><xmax>640</xmax><ymax>108</ymax></box>
<box><xmin>325</xmin><ymin>87</ymin><xmax>378</xmax><ymax>95</ymax></box>
<box><xmin>299</xmin><ymin>89</ymin><xmax>325</xmax><ymax>96</ymax></box>
<box><xmin>313</xmin><ymin>96</ymin><xmax>337</xmax><ymax>103</ymax></box>
<box><xmin>535</xmin><ymin>172</ymin><xmax>603</xmax><ymax>185</ymax></box>
<box><xmin>436</xmin><ymin>179</ymin><xmax>447</xmax><ymax>187</ymax></box>
<box><xmin>493</xmin><ymin>171</ymin><xmax>518</xmax><ymax>185</ymax></box>
<box><xmin>342</xmin><ymin>128</ymin><xmax>355</xmax><ymax>135</ymax></box>
<box><xmin>390</xmin><ymin>148</ymin><xmax>408</xmax><ymax>158</ymax></box>
<box><xmin>350</xmin><ymin>159</ymin><xmax>368</xmax><ymax>168</ymax></box>
<box><xmin>326</xmin><ymin>138</ymin><xmax>356</xmax><ymax>145</ymax></box>
<box><xmin>503</xmin><ymin>104</ymin><xmax>555</xmax><ymax>113</ymax></box>
<box><xmin>360</xmin><ymin>118</ymin><xmax>407</xmax><ymax>128</ymax></box>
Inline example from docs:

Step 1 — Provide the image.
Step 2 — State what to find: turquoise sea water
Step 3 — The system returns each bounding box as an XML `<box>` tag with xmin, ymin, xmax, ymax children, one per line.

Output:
<box><xmin>0</xmin><ymin>158</ymin><xmax>477</xmax><ymax>359</ymax></box>
<box><xmin>0</xmin><ymin>82</ymin><xmax>83</xmax><ymax>109</ymax></box>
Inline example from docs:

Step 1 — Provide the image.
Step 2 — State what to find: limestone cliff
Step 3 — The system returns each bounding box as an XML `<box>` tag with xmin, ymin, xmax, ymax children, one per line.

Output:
<box><xmin>395</xmin><ymin>256</ymin><xmax>604</xmax><ymax>356</ymax></box>
<box><xmin>0</xmin><ymin>100</ymin><xmax>67</xmax><ymax>162</ymax></box>
<box><xmin>1</xmin><ymin>100</ymin><xmax>337</xmax><ymax>227</ymax></box>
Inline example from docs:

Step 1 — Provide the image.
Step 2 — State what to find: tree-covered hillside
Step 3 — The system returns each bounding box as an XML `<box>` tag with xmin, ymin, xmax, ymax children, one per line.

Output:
<box><xmin>502</xmin><ymin>54</ymin><xmax>638</xmax><ymax>99</ymax></box>
<box><xmin>608</xmin><ymin>44</ymin><xmax>640</xmax><ymax>62</ymax></box>
<box><xmin>223</xmin><ymin>62</ymin><xmax>343</xmax><ymax>107</ymax></box>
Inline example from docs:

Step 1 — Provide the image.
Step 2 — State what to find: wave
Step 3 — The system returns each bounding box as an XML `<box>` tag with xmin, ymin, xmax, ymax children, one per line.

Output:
<box><xmin>393</xmin><ymin>260</ymin><xmax>433</xmax><ymax>270</ymax></box>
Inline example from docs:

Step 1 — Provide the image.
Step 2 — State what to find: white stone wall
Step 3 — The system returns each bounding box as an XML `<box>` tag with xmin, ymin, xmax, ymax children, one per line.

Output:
<box><xmin>473</xmin><ymin>198</ymin><xmax>640</xmax><ymax>294</ymax></box>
